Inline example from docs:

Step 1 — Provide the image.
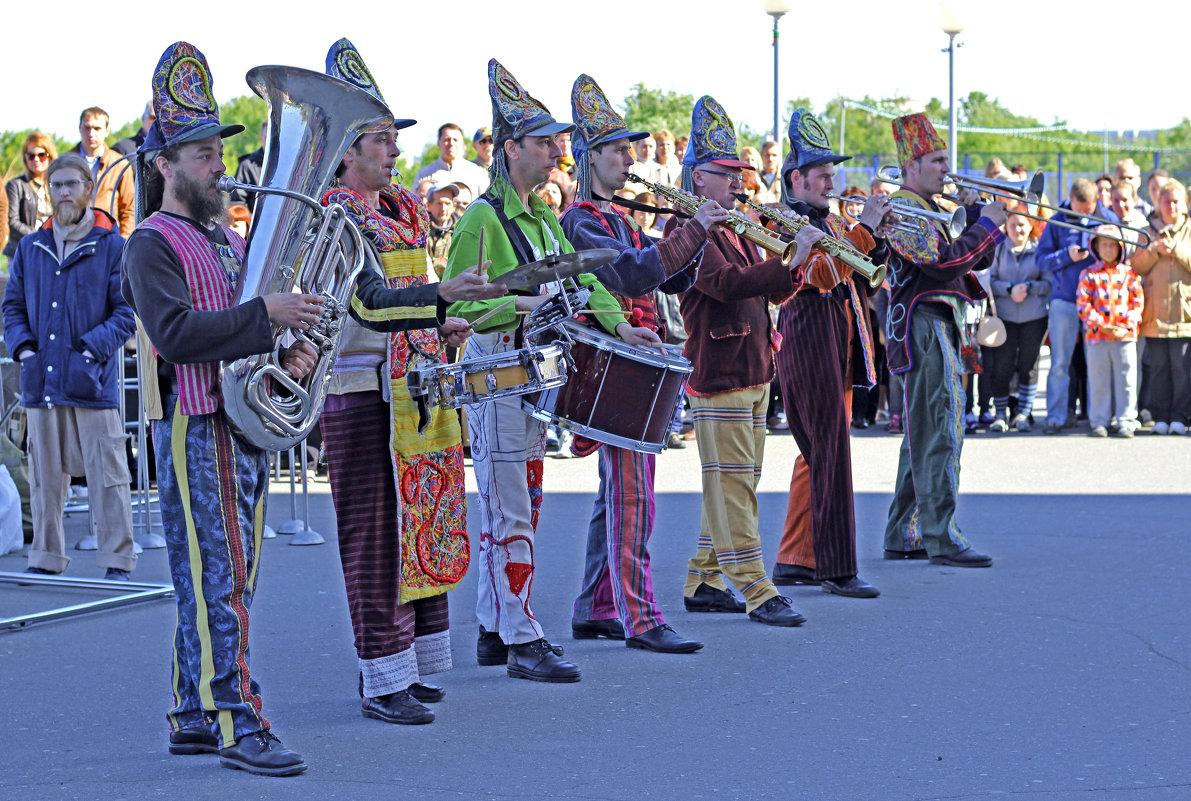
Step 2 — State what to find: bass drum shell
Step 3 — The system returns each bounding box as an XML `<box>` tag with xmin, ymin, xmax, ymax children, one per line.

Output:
<box><xmin>523</xmin><ymin>319</ymin><xmax>691</xmax><ymax>454</ymax></box>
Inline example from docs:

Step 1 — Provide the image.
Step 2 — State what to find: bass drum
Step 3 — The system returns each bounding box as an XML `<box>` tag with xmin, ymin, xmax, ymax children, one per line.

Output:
<box><xmin>523</xmin><ymin>319</ymin><xmax>691</xmax><ymax>454</ymax></box>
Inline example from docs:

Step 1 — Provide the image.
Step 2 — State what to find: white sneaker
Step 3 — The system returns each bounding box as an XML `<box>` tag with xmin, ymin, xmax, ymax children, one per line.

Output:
<box><xmin>1152</xmin><ymin>422</ymin><xmax>1170</xmax><ymax>435</ymax></box>
<box><xmin>1170</xmin><ymin>421</ymin><xmax>1187</xmax><ymax>436</ymax></box>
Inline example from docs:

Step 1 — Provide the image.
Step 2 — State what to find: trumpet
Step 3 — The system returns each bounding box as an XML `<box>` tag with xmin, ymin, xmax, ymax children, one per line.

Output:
<box><xmin>828</xmin><ymin>193</ymin><xmax>966</xmax><ymax>240</ymax></box>
<box><xmin>736</xmin><ymin>194</ymin><xmax>886</xmax><ymax>288</ymax></box>
<box><xmin>624</xmin><ymin>172</ymin><xmax>795</xmax><ymax>265</ymax></box>
<box><xmin>876</xmin><ymin>165</ymin><xmax>1151</xmax><ymax>248</ymax></box>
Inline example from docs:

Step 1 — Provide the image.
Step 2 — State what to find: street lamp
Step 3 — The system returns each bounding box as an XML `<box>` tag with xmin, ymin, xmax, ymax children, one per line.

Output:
<box><xmin>939</xmin><ymin>4</ymin><xmax>964</xmax><ymax>171</ymax></box>
<box><xmin>760</xmin><ymin>0</ymin><xmax>791</xmax><ymax>154</ymax></box>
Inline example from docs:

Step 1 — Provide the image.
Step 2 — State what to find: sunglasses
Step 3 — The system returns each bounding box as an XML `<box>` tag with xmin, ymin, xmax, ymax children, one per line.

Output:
<box><xmin>477</xmin><ymin>138</ymin><xmax>493</xmax><ymax>145</ymax></box>
<box><xmin>25</xmin><ymin>151</ymin><xmax>49</xmax><ymax>161</ymax></box>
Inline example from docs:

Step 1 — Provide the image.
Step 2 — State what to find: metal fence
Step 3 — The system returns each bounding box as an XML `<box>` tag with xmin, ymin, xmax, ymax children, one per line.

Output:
<box><xmin>838</xmin><ymin>151</ymin><xmax>1191</xmax><ymax>207</ymax></box>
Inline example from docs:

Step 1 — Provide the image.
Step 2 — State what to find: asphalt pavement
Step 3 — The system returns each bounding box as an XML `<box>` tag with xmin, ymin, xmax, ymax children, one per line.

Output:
<box><xmin>2</xmin><ymin>403</ymin><xmax>1189</xmax><ymax>801</ymax></box>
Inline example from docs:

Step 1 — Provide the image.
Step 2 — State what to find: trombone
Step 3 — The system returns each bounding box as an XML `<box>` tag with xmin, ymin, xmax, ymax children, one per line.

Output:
<box><xmin>876</xmin><ymin>165</ymin><xmax>1151</xmax><ymax>248</ymax></box>
<box><xmin>828</xmin><ymin>192</ymin><xmax>966</xmax><ymax>240</ymax></box>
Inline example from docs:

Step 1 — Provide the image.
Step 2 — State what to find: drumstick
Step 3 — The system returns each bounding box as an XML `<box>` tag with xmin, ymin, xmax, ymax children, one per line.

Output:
<box><xmin>513</xmin><ymin>309</ymin><xmax>629</xmax><ymax>315</ymax></box>
<box><xmin>475</xmin><ymin>229</ymin><xmax>486</xmax><ymax>278</ymax></box>
<box><xmin>470</xmin><ymin>298</ymin><xmax>515</xmax><ymax>328</ymax></box>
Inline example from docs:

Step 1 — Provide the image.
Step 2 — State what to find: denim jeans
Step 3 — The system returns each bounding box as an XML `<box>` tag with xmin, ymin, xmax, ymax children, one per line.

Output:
<box><xmin>1045</xmin><ymin>300</ymin><xmax>1080</xmax><ymax>425</ymax></box>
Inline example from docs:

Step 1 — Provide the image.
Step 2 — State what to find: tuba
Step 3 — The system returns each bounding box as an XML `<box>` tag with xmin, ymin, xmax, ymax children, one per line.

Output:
<box><xmin>215</xmin><ymin>65</ymin><xmax>393</xmax><ymax>451</ymax></box>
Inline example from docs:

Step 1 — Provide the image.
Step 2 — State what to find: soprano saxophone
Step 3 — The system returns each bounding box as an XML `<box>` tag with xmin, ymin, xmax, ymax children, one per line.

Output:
<box><xmin>736</xmin><ymin>195</ymin><xmax>886</xmax><ymax>288</ymax></box>
<box><xmin>625</xmin><ymin>173</ymin><xmax>795</xmax><ymax>265</ymax></box>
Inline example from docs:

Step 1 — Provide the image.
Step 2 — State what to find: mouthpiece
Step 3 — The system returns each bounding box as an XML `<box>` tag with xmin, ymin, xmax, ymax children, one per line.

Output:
<box><xmin>215</xmin><ymin>175</ymin><xmax>236</xmax><ymax>193</ymax></box>
<box><xmin>733</xmin><ymin>193</ymin><xmax>749</xmax><ymax>203</ymax></box>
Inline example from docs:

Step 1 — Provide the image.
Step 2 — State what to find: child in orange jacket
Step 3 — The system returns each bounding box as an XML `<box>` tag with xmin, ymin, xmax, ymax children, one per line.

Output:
<box><xmin>1075</xmin><ymin>225</ymin><xmax>1144</xmax><ymax>437</ymax></box>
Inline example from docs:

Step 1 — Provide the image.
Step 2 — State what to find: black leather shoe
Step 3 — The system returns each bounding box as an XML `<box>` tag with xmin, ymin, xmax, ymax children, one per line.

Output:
<box><xmin>507</xmin><ymin>639</ymin><xmax>581</xmax><ymax>683</ymax></box>
<box><xmin>168</xmin><ymin>727</ymin><xmax>219</xmax><ymax>755</ymax></box>
<box><xmin>929</xmin><ymin>548</ymin><xmax>993</xmax><ymax>567</ymax></box>
<box><xmin>626</xmin><ymin>624</ymin><xmax>703</xmax><ymax>653</ymax></box>
<box><xmin>883</xmin><ymin>548</ymin><xmax>929</xmax><ymax>560</ymax></box>
<box><xmin>104</xmin><ymin>568</ymin><xmax>131</xmax><ymax>581</ymax></box>
<box><xmin>821</xmin><ymin>576</ymin><xmax>880</xmax><ymax>598</ymax></box>
<box><xmin>747</xmin><ymin>595</ymin><xmax>806</xmax><ymax>627</ymax></box>
<box><xmin>571</xmin><ymin>618</ymin><xmax>626</xmax><ymax>640</ymax></box>
<box><xmin>477</xmin><ymin>625</ymin><xmax>509</xmax><ymax>666</ymax></box>
<box><xmin>683</xmin><ymin>583</ymin><xmax>746</xmax><ymax>613</ymax></box>
<box><xmin>218</xmin><ymin>730</ymin><xmax>307</xmax><ymax>776</ymax></box>
<box><xmin>408</xmin><ymin>682</ymin><xmax>445</xmax><ymax>703</ymax></box>
<box><xmin>362</xmin><ymin>691</ymin><xmax>434</xmax><ymax>725</ymax></box>
<box><xmin>772</xmin><ymin>562</ymin><xmax>820</xmax><ymax>586</ymax></box>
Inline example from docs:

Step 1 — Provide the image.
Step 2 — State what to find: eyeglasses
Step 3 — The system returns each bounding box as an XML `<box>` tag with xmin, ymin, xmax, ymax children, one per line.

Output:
<box><xmin>25</xmin><ymin>151</ymin><xmax>49</xmax><ymax>161</ymax></box>
<box><xmin>477</xmin><ymin>138</ymin><xmax>493</xmax><ymax>145</ymax></box>
<box><xmin>698</xmin><ymin>168</ymin><xmax>744</xmax><ymax>186</ymax></box>
<box><xmin>48</xmin><ymin>179</ymin><xmax>86</xmax><ymax>193</ymax></box>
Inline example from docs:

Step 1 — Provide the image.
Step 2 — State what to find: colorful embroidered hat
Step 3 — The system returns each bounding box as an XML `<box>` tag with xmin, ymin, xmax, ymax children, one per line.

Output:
<box><xmin>569</xmin><ymin>73</ymin><xmax>647</xmax><ymax>160</ymax></box>
<box><xmin>325</xmin><ymin>38</ymin><xmax>415</xmax><ymax>130</ymax></box>
<box><xmin>893</xmin><ymin>112</ymin><xmax>947</xmax><ymax>167</ymax></box>
<box><xmin>488</xmin><ymin>59</ymin><xmax>574</xmax><ymax>144</ymax></box>
<box><xmin>681</xmin><ymin>95</ymin><xmax>751</xmax><ymax>170</ymax></box>
<box><xmin>141</xmin><ymin>41</ymin><xmax>243</xmax><ymax>154</ymax></box>
<box><xmin>786</xmin><ymin>108</ymin><xmax>849</xmax><ymax>173</ymax></box>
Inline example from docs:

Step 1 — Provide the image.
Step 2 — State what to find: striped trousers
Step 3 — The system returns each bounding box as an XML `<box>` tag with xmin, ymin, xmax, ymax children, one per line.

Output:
<box><xmin>154</xmin><ymin>397</ymin><xmax>269</xmax><ymax>748</ymax></box>
<box><xmin>774</xmin><ymin>293</ymin><xmax>860</xmax><ymax>579</ymax></box>
<box><xmin>884</xmin><ymin>307</ymin><xmax>971</xmax><ymax>556</ymax></box>
<box><xmin>683</xmin><ymin>385</ymin><xmax>779</xmax><ymax>613</ymax></box>
<box><xmin>321</xmin><ymin>395</ymin><xmax>451</xmax><ymax>699</ymax></box>
<box><xmin>573</xmin><ymin>445</ymin><xmax>663</xmax><ymax>638</ymax></box>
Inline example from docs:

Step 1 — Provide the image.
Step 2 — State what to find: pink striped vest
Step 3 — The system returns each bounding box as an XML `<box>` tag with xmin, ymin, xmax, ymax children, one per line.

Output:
<box><xmin>139</xmin><ymin>213</ymin><xmax>247</xmax><ymax>415</ymax></box>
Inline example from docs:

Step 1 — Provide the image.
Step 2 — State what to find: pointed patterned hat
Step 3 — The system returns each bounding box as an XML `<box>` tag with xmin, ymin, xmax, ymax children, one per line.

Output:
<box><xmin>681</xmin><ymin>95</ymin><xmax>751</xmax><ymax>170</ymax></box>
<box><xmin>488</xmin><ymin>59</ymin><xmax>573</xmax><ymax>144</ymax></box>
<box><xmin>786</xmin><ymin>108</ymin><xmax>849</xmax><ymax>173</ymax></box>
<box><xmin>569</xmin><ymin>74</ymin><xmax>647</xmax><ymax>160</ymax></box>
<box><xmin>325</xmin><ymin>38</ymin><xmax>415</xmax><ymax>130</ymax></box>
<box><xmin>893</xmin><ymin>112</ymin><xmax>947</xmax><ymax>167</ymax></box>
<box><xmin>141</xmin><ymin>41</ymin><xmax>243</xmax><ymax>154</ymax></box>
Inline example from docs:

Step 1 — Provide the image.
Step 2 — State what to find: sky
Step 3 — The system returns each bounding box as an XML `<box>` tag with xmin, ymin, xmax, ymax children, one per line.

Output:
<box><xmin>4</xmin><ymin>0</ymin><xmax>1188</xmax><ymax>153</ymax></box>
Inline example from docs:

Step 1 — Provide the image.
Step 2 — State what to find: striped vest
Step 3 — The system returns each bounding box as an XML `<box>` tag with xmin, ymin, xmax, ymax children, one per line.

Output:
<box><xmin>139</xmin><ymin>213</ymin><xmax>246</xmax><ymax>415</ymax></box>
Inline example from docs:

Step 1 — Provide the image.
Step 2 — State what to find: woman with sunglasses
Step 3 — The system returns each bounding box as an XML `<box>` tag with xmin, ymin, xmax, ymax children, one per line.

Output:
<box><xmin>5</xmin><ymin>132</ymin><xmax>57</xmax><ymax>258</ymax></box>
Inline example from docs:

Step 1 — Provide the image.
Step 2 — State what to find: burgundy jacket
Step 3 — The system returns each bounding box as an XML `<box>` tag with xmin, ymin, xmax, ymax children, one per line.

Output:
<box><xmin>665</xmin><ymin>216</ymin><xmax>799</xmax><ymax>394</ymax></box>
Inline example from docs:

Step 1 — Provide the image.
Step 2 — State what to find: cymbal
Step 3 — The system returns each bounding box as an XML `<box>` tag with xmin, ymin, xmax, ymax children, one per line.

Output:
<box><xmin>498</xmin><ymin>248</ymin><xmax>618</xmax><ymax>290</ymax></box>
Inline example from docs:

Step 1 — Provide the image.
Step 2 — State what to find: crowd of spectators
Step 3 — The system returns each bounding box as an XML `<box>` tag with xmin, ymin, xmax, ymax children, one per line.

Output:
<box><xmin>5</xmin><ymin>104</ymin><xmax>1189</xmax><ymax>445</ymax></box>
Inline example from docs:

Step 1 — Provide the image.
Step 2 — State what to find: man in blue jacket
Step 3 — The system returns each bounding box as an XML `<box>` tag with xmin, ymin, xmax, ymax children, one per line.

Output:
<box><xmin>2</xmin><ymin>153</ymin><xmax>137</xmax><ymax>579</ymax></box>
<box><xmin>1034</xmin><ymin>179</ymin><xmax>1118</xmax><ymax>434</ymax></box>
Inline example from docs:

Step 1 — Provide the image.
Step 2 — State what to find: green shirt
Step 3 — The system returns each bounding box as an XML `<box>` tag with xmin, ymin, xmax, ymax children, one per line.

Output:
<box><xmin>443</xmin><ymin>178</ymin><xmax>626</xmax><ymax>335</ymax></box>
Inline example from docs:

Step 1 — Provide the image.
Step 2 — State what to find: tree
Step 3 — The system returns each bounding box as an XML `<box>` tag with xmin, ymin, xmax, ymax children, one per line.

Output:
<box><xmin>621</xmin><ymin>84</ymin><xmax>696</xmax><ymax>139</ymax></box>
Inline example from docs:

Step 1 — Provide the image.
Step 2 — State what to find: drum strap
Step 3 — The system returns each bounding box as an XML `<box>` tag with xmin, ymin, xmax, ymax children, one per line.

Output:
<box><xmin>481</xmin><ymin>191</ymin><xmax>549</xmax><ymax>348</ymax></box>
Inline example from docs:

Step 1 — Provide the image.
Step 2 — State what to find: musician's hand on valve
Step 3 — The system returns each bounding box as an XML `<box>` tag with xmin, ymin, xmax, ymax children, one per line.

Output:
<box><xmin>615</xmin><ymin>323</ymin><xmax>661</xmax><ymax>348</ymax></box>
<box><xmin>956</xmin><ymin>186</ymin><xmax>982</xmax><ymax>207</ymax></box>
<box><xmin>857</xmin><ymin>193</ymin><xmax>890</xmax><ymax>231</ymax></box>
<box><xmin>439</xmin><ymin>317</ymin><xmax>472</xmax><ymax>349</ymax></box>
<box><xmin>438</xmin><ymin>262</ymin><xmax>506</xmax><ymax>302</ymax></box>
<box><xmin>692</xmin><ymin>200</ymin><xmax>730</xmax><ymax>231</ymax></box>
<box><xmin>281</xmin><ymin>341</ymin><xmax>318</xmax><ymax>380</ymax></box>
<box><xmin>982</xmin><ymin>199</ymin><xmax>1008</xmax><ymax>229</ymax></box>
<box><xmin>263</xmin><ymin>293</ymin><xmax>324</xmax><ymax>330</ymax></box>
<box><xmin>790</xmin><ymin>224</ymin><xmax>828</xmax><ymax>269</ymax></box>
<box><xmin>874</xmin><ymin>210</ymin><xmax>900</xmax><ymax>239</ymax></box>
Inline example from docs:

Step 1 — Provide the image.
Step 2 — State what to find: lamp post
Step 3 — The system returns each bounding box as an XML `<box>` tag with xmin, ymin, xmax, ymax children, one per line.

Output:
<box><xmin>939</xmin><ymin>4</ymin><xmax>964</xmax><ymax>171</ymax></box>
<box><xmin>761</xmin><ymin>0</ymin><xmax>791</xmax><ymax>153</ymax></box>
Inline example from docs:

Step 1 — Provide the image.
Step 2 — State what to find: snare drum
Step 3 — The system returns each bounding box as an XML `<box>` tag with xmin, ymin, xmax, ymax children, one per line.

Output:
<box><xmin>523</xmin><ymin>319</ymin><xmax>691</xmax><ymax>454</ymax></box>
<box><xmin>406</xmin><ymin>342</ymin><xmax>569</xmax><ymax>410</ymax></box>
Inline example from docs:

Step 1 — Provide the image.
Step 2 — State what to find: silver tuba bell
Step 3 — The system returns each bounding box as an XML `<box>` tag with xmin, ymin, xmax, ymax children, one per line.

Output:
<box><xmin>216</xmin><ymin>65</ymin><xmax>393</xmax><ymax>451</ymax></box>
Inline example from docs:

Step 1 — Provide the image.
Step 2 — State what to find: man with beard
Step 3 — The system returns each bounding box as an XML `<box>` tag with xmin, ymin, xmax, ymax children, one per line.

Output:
<box><xmin>768</xmin><ymin>110</ymin><xmax>888</xmax><ymax>598</ymax></box>
<box><xmin>121</xmin><ymin>42</ymin><xmax>319</xmax><ymax>777</ymax></box>
<box><xmin>562</xmin><ymin>74</ymin><xmax>725</xmax><ymax>654</ymax></box>
<box><xmin>442</xmin><ymin>59</ymin><xmax>651</xmax><ymax>683</ymax></box>
<box><xmin>881</xmin><ymin>113</ymin><xmax>1005</xmax><ymax>567</ymax></box>
<box><xmin>3</xmin><ymin>153</ymin><xmax>136</xmax><ymax>580</ymax></box>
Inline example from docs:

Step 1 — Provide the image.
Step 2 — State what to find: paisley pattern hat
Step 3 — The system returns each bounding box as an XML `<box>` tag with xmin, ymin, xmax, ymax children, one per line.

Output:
<box><xmin>893</xmin><ymin>112</ymin><xmax>947</xmax><ymax>167</ymax></box>
<box><xmin>325</xmin><ymin>37</ymin><xmax>415</xmax><ymax>131</ymax></box>
<box><xmin>569</xmin><ymin>73</ymin><xmax>647</xmax><ymax>160</ymax></box>
<box><xmin>681</xmin><ymin>95</ymin><xmax>751</xmax><ymax>170</ymax></box>
<box><xmin>786</xmin><ymin>108</ymin><xmax>849</xmax><ymax>172</ymax></box>
<box><xmin>488</xmin><ymin>59</ymin><xmax>574</xmax><ymax>144</ymax></box>
<box><xmin>140</xmin><ymin>41</ymin><xmax>243</xmax><ymax>154</ymax></box>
